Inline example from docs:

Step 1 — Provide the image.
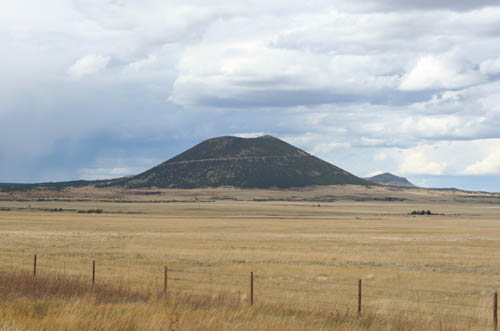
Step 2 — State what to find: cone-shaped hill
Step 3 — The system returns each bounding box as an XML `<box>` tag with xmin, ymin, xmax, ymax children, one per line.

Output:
<box><xmin>108</xmin><ymin>135</ymin><xmax>373</xmax><ymax>189</ymax></box>
<box><xmin>365</xmin><ymin>172</ymin><xmax>416</xmax><ymax>188</ymax></box>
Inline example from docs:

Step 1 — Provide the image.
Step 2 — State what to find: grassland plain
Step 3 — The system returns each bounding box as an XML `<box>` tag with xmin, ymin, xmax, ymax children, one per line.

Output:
<box><xmin>0</xmin><ymin>185</ymin><xmax>500</xmax><ymax>330</ymax></box>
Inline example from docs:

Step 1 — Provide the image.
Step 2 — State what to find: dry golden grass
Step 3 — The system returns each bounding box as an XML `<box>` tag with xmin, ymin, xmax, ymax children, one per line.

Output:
<box><xmin>0</xmin><ymin>270</ymin><xmax>480</xmax><ymax>331</ymax></box>
<box><xmin>0</xmin><ymin>185</ymin><xmax>499</xmax><ymax>330</ymax></box>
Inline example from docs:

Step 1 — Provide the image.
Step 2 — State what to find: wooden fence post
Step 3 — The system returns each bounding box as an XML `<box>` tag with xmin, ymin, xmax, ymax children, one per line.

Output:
<box><xmin>494</xmin><ymin>292</ymin><xmax>498</xmax><ymax>330</ymax></box>
<box><xmin>250</xmin><ymin>272</ymin><xmax>254</xmax><ymax>306</ymax></box>
<box><xmin>92</xmin><ymin>260</ymin><xmax>95</xmax><ymax>288</ymax></box>
<box><xmin>210</xmin><ymin>272</ymin><xmax>213</xmax><ymax>299</ymax></box>
<box><xmin>164</xmin><ymin>265</ymin><xmax>168</xmax><ymax>294</ymax></box>
<box><xmin>33</xmin><ymin>254</ymin><xmax>37</xmax><ymax>277</ymax></box>
<box><xmin>358</xmin><ymin>279</ymin><xmax>362</xmax><ymax>315</ymax></box>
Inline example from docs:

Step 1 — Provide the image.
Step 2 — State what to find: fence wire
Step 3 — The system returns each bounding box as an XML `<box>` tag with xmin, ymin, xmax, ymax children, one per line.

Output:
<box><xmin>0</xmin><ymin>255</ymin><xmax>497</xmax><ymax>328</ymax></box>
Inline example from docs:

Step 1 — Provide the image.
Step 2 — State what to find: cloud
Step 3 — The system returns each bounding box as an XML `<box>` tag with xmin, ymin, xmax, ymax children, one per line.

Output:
<box><xmin>374</xmin><ymin>153</ymin><xmax>388</xmax><ymax>161</ymax></box>
<box><xmin>464</xmin><ymin>153</ymin><xmax>500</xmax><ymax>174</ymax></box>
<box><xmin>3</xmin><ymin>1</ymin><xmax>500</xmax><ymax>191</ymax></box>
<box><xmin>78</xmin><ymin>167</ymin><xmax>136</xmax><ymax>180</ymax></box>
<box><xmin>398</xmin><ymin>148</ymin><xmax>447</xmax><ymax>175</ymax></box>
<box><xmin>68</xmin><ymin>54</ymin><xmax>110</xmax><ymax>79</ymax></box>
<box><xmin>462</xmin><ymin>140</ymin><xmax>500</xmax><ymax>174</ymax></box>
<box><xmin>399</xmin><ymin>55</ymin><xmax>482</xmax><ymax>91</ymax></box>
<box><xmin>170</xmin><ymin>7</ymin><xmax>500</xmax><ymax>109</ymax></box>
<box><xmin>232</xmin><ymin>132</ymin><xmax>266</xmax><ymax>138</ymax></box>
<box><xmin>367</xmin><ymin>139</ymin><xmax>500</xmax><ymax>178</ymax></box>
<box><xmin>399</xmin><ymin>115</ymin><xmax>466</xmax><ymax>138</ymax></box>
<box><xmin>171</xmin><ymin>41</ymin><xmax>401</xmax><ymax>108</ymax></box>
<box><xmin>480</xmin><ymin>56</ymin><xmax>500</xmax><ymax>76</ymax></box>
<box><xmin>77</xmin><ymin>156</ymin><xmax>160</xmax><ymax>180</ymax></box>
<box><xmin>123</xmin><ymin>54</ymin><xmax>157</xmax><ymax>72</ymax></box>
<box><xmin>360</xmin><ymin>0</ymin><xmax>500</xmax><ymax>11</ymax></box>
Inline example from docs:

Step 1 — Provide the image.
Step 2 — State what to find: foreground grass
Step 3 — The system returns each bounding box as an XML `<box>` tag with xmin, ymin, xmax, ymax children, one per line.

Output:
<box><xmin>0</xmin><ymin>271</ymin><xmax>479</xmax><ymax>330</ymax></box>
<box><xmin>1</xmin><ymin>188</ymin><xmax>499</xmax><ymax>330</ymax></box>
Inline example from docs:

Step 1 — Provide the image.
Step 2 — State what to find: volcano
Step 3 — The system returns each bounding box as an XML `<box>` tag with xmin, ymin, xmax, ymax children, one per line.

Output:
<box><xmin>108</xmin><ymin>135</ymin><xmax>373</xmax><ymax>189</ymax></box>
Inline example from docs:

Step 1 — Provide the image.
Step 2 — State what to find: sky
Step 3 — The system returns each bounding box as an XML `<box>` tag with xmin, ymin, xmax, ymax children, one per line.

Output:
<box><xmin>1</xmin><ymin>0</ymin><xmax>500</xmax><ymax>192</ymax></box>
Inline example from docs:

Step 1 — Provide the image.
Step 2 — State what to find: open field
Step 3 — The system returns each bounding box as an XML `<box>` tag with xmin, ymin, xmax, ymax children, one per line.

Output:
<box><xmin>1</xmin><ymin>186</ymin><xmax>500</xmax><ymax>330</ymax></box>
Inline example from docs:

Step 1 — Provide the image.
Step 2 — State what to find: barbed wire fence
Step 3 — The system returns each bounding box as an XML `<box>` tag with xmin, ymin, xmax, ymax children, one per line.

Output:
<box><xmin>1</xmin><ymin>254</ymin><xmax>497</xmax><ymax>329</ymax></box>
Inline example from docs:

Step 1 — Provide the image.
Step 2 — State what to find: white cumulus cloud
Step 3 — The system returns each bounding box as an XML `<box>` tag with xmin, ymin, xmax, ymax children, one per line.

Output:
<box><xmin>68</xmin><ymin>54</ymin><xmax>110</xmax><ymax>79</ymax></box>
<box><xmin>480</xmin><ymin>56</ymin><xmax>500</xmax><ymax>76</ymax></box>
<box><xmin>399</xmin><ymin>148</ymin><xmax>447</xmax><ymax>175</ymax></box>
<box><xmin>123</xmin><ymin>55</ymin><xmax>157</xmax><ymax>72</ymax></box>
<box><xmin>464</xmin><ymin>153</ymin><xmax>500</xmax><ymax>174</ymax></box>
<box><xmin>399</xmin><ymin>55</ymin><xmax>482</xmax><ymax>91</ymax></box>
<box><xmin>462</xmin><ymin>140</ymin><xmax>500</xmax><ymax>175</ymax></box>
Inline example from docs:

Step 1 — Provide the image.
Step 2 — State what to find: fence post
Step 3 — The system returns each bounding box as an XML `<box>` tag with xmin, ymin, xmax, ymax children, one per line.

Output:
<box><xmin>92</xmin><ymin>260</ymin><xmax>95</xmax><ymax>288</ymax></box>
<box><xmin>494</xmin><ymin>292</ymin><xmax>498</xmax><ymax>330</ymax></box>
<box><xmin>358</xmin><ymin>279</ymin><xmax>362</xmax><ymax>315</ymax></box>
<box><xmin>164</xmin><ymin>265</ymin><xmax>168</xmax><ymax>294</ymax></box>
<box><xmin>250</xmin><ymin>272</ymin><xmax>254</xmax><ymax>306</ymax></box>
<box><xmin>210</xmin><ymin>272</ymin><xmax>213</xmax><ymax>299</ymax></box>
<box><xmin>33</xmin><ymin>254</ymin><xmax>37</xmax><ymax>277</ymax></box>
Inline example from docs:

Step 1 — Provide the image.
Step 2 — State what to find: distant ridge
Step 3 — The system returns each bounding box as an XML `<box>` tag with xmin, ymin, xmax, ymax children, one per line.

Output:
<box><xmin>365</xmin><ymin>172</ymin><xmax>416</xmax><ymax>188</ymax></box>
<box><xmin>105</xmin><ymin>135</ymin><xmax>373</xmax><ymax>189</ymax></box>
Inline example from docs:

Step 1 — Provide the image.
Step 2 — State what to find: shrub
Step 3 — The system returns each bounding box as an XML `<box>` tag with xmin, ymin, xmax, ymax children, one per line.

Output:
<box><xmin>77</xmin><ymin>209</ymin><xmax>104</xmax><ymax>214</ymax></box>
<box><xmin>410</xmin><ymin>210</ymin><xmax>433</xmax><ymax>216</ymax></box>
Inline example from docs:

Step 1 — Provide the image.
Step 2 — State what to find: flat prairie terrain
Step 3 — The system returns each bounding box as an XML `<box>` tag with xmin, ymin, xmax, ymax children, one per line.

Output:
<box><xmin>0</xmin><ymin>186</ymin><xmax>499</xmax><ymax>330</ymax></box>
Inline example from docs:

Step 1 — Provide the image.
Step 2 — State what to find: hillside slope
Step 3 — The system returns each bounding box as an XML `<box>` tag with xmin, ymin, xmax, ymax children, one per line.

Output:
<box><xmin>365</xmin><ymin>172</ymin><xmax>416</xmax><ymax>188</ymax></box>
<box><xmin>109</xmin><ymin>135</ymin><xmax>373</xmax><ymax>189</ymax></box>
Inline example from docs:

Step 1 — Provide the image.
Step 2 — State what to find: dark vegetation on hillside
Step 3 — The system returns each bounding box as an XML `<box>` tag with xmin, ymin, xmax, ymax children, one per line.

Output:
<box><xmin>102</xmin><ymin>135</ymin><xmax>374</xmax><ymax>189</ymax></box>
<box><xmin>0</xmin><ymin>180</ymin><xmax>96</xmax><ymax>192</ymax></box>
